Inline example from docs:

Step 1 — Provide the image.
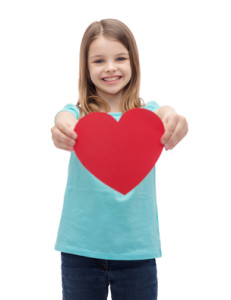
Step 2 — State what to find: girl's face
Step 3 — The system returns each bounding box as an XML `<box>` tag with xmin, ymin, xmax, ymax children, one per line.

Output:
<box><xmin>88</xmin><ymin>35</ymin><xmax>132</xmax><ymax>104</ymax></box>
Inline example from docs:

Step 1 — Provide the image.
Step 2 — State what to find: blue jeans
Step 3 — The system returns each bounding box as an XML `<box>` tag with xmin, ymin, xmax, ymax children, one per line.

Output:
<box><xmin>61</xmin><ymin>252</ymin><xmax>158</xmax><ymax>300</ymax></box>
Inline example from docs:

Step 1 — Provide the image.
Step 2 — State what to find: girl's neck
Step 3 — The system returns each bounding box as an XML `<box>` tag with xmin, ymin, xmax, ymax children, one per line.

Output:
<box><xmin>97</xmin><ymin>91</ymin><xmax>122</xmax><ymax>113</ymax></box>
<box><xmin>109</xmin><ymin>110</ymin><xmax>122</xmax><ymax>113</ymax></box>
<box><xmin>108</xmin><ymin>105</ymin><xmax>122</xmax><ymax>113</ymax></box>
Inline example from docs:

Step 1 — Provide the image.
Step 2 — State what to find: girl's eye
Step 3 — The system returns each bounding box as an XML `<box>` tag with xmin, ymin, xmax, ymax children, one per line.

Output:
<box><xmin>117</xmin><ymin>57</ymin><xmax>126</xmax><ymax>61</ymax></box>
<box><xmin>95</xmin><ymin>59</ymin><xmax>103</xmax><ymax>64</ymax></box>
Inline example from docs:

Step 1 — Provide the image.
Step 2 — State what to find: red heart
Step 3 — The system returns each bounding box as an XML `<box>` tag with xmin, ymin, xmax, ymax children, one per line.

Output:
<box><xmin>73</xmin><ymin>108</ymin><xmax>164</xmax><ymax>195</ymax></box>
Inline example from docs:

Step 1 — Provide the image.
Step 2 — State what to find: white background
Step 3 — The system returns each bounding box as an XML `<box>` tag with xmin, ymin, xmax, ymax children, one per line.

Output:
<box><xmin>0</xmin><ymin>0</ymin><xmax>230</xmax><ymax>299</ymax></box>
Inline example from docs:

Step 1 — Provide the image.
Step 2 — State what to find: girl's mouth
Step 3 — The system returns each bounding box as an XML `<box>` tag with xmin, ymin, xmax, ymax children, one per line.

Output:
<box><xmin>102</xmin><ymin>76</ymin><xmax>122</xmax><ymax>82</ymax></box>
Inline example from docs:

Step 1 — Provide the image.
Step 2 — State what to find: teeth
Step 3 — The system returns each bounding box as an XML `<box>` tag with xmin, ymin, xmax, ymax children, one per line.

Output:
<box><xmin>103</xmin><ymin>76</ymin><xmax>120</xmax><ymax>82</ymax></box>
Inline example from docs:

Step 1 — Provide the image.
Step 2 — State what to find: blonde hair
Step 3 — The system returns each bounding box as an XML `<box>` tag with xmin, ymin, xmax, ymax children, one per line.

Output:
<box><xmin>76</xmin><ymin>18</ymin><xmax>144</xmax><ymax>119</ymax></box>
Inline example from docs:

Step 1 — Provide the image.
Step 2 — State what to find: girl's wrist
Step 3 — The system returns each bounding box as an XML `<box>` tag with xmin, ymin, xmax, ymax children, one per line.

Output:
<box><xmin>155</xmin><ymin>105</ymin><xmax>177</xmax><ymax>121</ymax></box>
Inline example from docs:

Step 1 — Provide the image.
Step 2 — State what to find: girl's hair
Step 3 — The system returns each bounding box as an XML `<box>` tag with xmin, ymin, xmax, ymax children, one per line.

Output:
<box><xmin>76</xmin><ymin>18</ymin><xmax>144</xmax><ymax>119</ymax></box>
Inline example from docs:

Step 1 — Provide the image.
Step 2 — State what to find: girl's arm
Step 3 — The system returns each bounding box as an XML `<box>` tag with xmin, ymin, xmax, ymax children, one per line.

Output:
<box><xmin>51</xmin><ymin>112</ymin><xmax>78</xmax><ymax>151</ymax></box>
<box><xmin>154</xmin><ymin>106</ymin><xmax>188</xmax><ymax>150</ymax></box>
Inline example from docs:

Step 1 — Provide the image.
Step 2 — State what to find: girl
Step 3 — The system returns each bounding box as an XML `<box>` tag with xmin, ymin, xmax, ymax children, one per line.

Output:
<box><xmin>51</xmin><ymin>19</ymin><xmax>188</xmax><ymax>300</ymax></box>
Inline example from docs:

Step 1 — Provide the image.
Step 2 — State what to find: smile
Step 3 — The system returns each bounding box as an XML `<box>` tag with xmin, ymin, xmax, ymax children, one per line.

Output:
<box><xmin>102</xmin><ymin>76</ymin><xmax>122</xmax><ymax>82</ymax></box>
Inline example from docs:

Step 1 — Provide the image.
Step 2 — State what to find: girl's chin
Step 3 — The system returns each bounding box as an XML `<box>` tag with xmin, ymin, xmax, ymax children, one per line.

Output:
<box><xmin>96</xmin><ymin>89</ymin><xmax>123</xmax><ymax>99</ymax></box>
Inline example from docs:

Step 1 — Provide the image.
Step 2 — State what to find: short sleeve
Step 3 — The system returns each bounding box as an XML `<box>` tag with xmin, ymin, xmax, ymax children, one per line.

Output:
<box><xmin>54</xmin><ymin>103</ymin><xmax>80</xmax><ymax>123</ymax></box>
<box><xmin>145</xmin><ymin>101</ymin><xmax>160</xmax><ymax>112</ymax></box>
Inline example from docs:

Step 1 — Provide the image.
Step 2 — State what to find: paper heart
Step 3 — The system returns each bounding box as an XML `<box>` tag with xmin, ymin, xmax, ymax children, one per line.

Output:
<box><xmin>73</xmin><ymin>108</ymin><xmax>164</xmax><ymax>195</ymax></box>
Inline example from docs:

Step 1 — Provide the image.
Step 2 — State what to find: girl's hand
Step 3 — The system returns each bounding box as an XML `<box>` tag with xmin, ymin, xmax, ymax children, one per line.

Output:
<box><xmin>51</xmin><ymin>112</ymin><xmax>78</xmax><ymax>151</ymax></box>
<box><xmin>155</xmin><ymin>106</ymin><xmax>188</xmax><ymax>150</ymax></box>
<box><xmin>161</xmin><ymin>113</ymin><xmax>188</xmax><ymax>150</ymax></box>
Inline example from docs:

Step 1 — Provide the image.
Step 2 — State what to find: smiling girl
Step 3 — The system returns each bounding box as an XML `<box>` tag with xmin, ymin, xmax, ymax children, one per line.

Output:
<box><xmin>51</xmin><ymin>19</ymin><xmax>188</xmax><ymax>300</ymax></box>
<box><xmin>87</xmin><ymin>35</ymin><xmax>132</xmax><ymax>111</ymax></box>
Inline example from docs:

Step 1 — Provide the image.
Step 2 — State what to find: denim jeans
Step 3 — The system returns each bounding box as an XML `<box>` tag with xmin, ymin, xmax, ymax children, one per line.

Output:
<box><xmin>61</xmin><ymin>252</ymin><xmax>158</xmax><ymax>300</ymax></box>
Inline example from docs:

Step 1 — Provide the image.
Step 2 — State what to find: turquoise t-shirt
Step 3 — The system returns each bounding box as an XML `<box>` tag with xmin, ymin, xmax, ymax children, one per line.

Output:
<box><xmin>55</xmin><ymin>101</ymin><xmax>162</xmax><ymax>260</ymax></box>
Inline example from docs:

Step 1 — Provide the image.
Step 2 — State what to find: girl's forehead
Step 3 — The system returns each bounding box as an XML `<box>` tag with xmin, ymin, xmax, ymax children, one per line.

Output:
<box><xmin>88</xmin><ymin>36</ymin><xmax>128</xmax><ymax>56</ymax></box>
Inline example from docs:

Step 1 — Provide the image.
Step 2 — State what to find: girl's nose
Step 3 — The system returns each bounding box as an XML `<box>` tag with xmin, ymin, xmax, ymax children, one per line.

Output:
<box><xmin>105</xmin><ymin>62</ymin><xmax>117</xmax><ymax>72</ymax></box>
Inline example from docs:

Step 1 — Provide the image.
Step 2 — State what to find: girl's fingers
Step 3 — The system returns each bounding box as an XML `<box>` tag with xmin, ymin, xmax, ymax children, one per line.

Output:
<box><xmin>55</xmin><ymin>143</ymin><xmax>74</xmax><ymax>152</ymax></box>
<box><xmin>51</xmin><ymin>114</ymin><xmax>78</xmax><ymax>151</ymax></box>
<box><xmin>161</xmin><ymin>127</ymin><xmax>175</xmax><ymax>145</ymax></box>
<box><xmin>164</xmin><ymin>128</ymin><xmax>181</xmax><ymax>150</ymax></box>
<box><xmin>57</xmin><ymin>121</ymin><xmax>77</xmax><ymax>140</ymax></box>
<box><xmin>164</xmin><ymin>116</ymin><xmax>188</xmax><ymax>150</ymax></box>
<box><xmin>161</xmin><ymin>115</ymin><xmax>178</xmax><ymax>145</ymax></box>
<box><xmin>53</xmin><ymin>138</ymin><xmax>75</xmax><ymax>151</ymax></box>
<box><xmin>51</xmin><ymin>126</ymin><xmax>77</xmax><ymax>150</ymax></box>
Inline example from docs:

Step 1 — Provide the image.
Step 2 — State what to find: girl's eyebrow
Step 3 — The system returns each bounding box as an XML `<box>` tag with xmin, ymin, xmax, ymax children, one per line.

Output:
<box><xmin>89</xmin><ymin>55</ymin><xmax>103</xmax><ymax>59</ymax></box>
<box><xmin>116</xmin><ymin>52</ymin><xmax>129</xmax><ymax>56</ymax></box>
<box><xmin>89</xmin><ymin>52</ymin><xmax>129</xmax><ymax>60</ymax></box>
